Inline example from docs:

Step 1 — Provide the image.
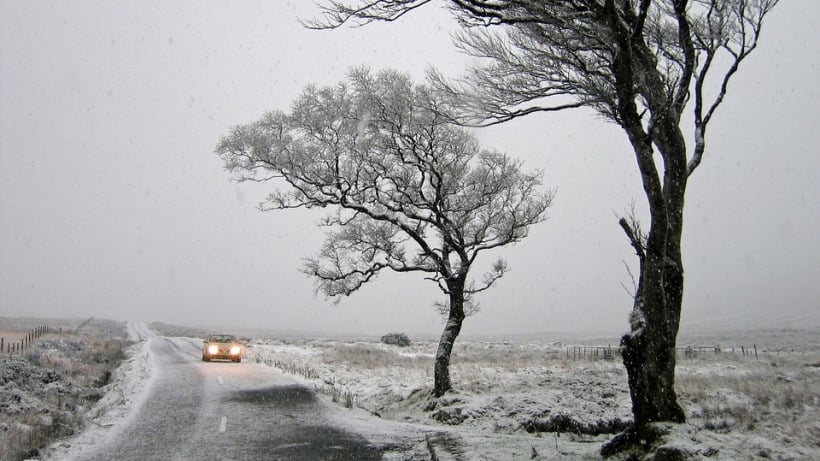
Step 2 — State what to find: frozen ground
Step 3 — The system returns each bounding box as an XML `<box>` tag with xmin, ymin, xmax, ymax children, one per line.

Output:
<box><xmin>243</xmin><ymin>331</ymin><xmax>819</xmax><ymax>460</ymax></box>
<box><xmin>9</xmin><ymin>321</ymin><xmax>818</xmax><ymax>460</ymax></box>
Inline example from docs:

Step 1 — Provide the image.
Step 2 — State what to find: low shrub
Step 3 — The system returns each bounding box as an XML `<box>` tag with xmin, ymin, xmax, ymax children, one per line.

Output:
<box><xmin>521</xmin><ymin>413</ymin><xmax>631</xmax><ymax>435</ymax></box>
<box><xmin>380</xmin><ymin>332</ymin><xmax>411</xmax><ymax>347</ymax></box>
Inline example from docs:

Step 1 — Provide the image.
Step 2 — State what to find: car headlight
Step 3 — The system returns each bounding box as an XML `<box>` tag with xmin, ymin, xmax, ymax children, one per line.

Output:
<box><xmin>229</xmin><ymin>346</ymin><xmax>241</xmax><ymax>355</ymax></box>
<box><xmin>207</xmin><ymin>345</ymin><xmax>219</xmax><ymax>354</ymax></box>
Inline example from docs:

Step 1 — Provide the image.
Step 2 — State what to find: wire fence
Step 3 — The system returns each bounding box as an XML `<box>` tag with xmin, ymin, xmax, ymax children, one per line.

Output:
<box><xmin>565</xmin><ymin>344</ymin><xmax>767</xmax><ymax>361</ymax></box>
<box><xmin>1</xmin><ymin>325</ymin><xmax>61</xmax><ymax>355</ymax></box>
<box><xmin>566</xmin><ymin>345</ymin><xmax>618</xmax><ymax>361</ymax></box>
<box><xmin>679</xmin><ymin>344</ymin><xmax>759</xmax><ymax>359</ymax></box>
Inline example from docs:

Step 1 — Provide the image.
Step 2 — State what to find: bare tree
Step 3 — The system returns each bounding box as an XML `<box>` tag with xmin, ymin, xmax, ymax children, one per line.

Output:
<box><xmin>307</xmin><ymin>0</ymin><xmax>780</xmax><ymax>443</ymax></box>
<box><xmin>216</xmin><ymin>68</ymin><xmax>552</xmax><ymax>397</ymax></box>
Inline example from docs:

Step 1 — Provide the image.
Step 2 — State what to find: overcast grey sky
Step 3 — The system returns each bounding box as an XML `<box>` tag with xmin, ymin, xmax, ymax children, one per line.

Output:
<box><xmin>1</xmin><ymin>1</ymin><xmax>818</xmax><ymax>337</ymax></box>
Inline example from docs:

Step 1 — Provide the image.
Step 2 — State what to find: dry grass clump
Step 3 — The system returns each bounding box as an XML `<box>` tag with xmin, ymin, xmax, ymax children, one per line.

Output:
<box><xmin>0</xmin><ymin>404</ymin><xmax>84</xmax><ymax>461</ymax></box>
<box><xmin>30</xmin><ymin>337</ymin><xmax>127</xmax><ymax>388</ymax></box>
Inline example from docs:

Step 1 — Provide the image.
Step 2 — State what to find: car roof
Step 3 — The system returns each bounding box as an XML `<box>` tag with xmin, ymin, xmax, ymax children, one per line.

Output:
<box><xmin>207</xmin><ymin>334</ymin><xmax>237</xmax><ymax>341</ymax></box>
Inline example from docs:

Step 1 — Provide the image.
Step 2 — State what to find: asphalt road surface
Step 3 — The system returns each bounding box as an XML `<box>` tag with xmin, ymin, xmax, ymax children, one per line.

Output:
<box><xmin>77</xmin><ymin>329</ymin><xmax>409</xmax><ymax>460</ymax></box>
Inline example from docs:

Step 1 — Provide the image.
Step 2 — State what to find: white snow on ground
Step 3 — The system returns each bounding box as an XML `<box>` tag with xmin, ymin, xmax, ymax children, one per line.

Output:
<box><xmin>41</xmin><ymin>322</ymin><xmax>155</xmax><ymax>461</ymax></box>
<box><xmin>244</xmin><ymin>336</ymin><xmax>820</xmax><ymax>460</ymax></box>
<box><xmin>39</xmin><ymin>327</ymin><xmax>819</xmax><ymax>460</ymax></box>
<box><xmin>245</xmin><ymin>339</ymin><xmax>629</xmax><ymax>459</ymax></box>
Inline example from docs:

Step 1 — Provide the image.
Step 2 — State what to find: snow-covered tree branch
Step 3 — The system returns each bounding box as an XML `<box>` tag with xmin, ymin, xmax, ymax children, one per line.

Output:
<box><xmin>305</xmin><ymin>0</ymin><xmax>781</xmax><ymax>448</ymax></box>
<box><xmin>216</xmin><ymin>67</ymin><xmax>552</xmax><ymax>397</ymax></box>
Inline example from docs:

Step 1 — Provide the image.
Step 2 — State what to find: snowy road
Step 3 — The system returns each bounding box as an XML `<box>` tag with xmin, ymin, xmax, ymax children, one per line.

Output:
<box><xmin>69</xmin><ymin>325</ymin><xmax>397</xmax><ymax>460</ymax></box>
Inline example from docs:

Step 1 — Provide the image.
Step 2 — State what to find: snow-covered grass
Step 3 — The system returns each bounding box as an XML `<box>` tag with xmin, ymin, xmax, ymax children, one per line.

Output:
<box><xmin>8</xmin><ymin>319</ymin><xmax>817</xmax><ymax>460</ymax></box>
<box><xmin>40</xmin><ymin>322</ymin><xmax>154</xmax><ymax>461</ymax></box>
<box><xmin>246</xmin><ymin>333</ymin><xmax>819</xmax><ymax>460</ymax></box>
<box><xmin>674</xmin><ymin>352</ymin><xmax>819</xmax><ymax>459</ymax></box>
<box><xmin>0</xmin><ymin>318</ymin><xmax>130</xmax><ymax>461</ymax></box>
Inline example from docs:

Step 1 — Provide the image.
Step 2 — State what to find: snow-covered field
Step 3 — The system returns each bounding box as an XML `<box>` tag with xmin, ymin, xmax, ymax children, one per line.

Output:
<box><xmin>5</xmin><ymin>320</ymin><xmax>818</xmax><ymax>460</ymax></box>
<box><xmin>242</xmin><ymin>332</ymin><xmax>819</xmax><ymax>460</ymax></box>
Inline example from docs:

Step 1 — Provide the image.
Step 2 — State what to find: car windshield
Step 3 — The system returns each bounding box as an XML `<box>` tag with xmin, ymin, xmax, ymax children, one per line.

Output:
<box><xmin>209</xmin><ymin>335</ymin><xmax>235</xmax><ymax>343</ymax></box>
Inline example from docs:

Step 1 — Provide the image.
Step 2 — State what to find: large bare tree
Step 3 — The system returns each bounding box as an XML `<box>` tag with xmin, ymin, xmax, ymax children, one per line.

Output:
<box><xmin>307</xmin><ymin>0</ymin><xmax>780</xmax><ymax>442</ymax></box>
<box><xmin>216</xmin><ymin>68</ymin><xmax>551</xmax><ymax>397</ymax></box>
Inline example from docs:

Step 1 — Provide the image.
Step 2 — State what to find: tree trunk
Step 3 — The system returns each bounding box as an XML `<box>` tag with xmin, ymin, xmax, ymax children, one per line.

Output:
<box><xmin>604</xmin><ymin>247</ymin><xmax>686</xmax><ymax>457</ymax></box>
<box><xmin>619</xmin><ymin>117</ymin><xmax>688</xmax><ymax>431</ymax></box>
<box><xmin>605</xmin><ymin>190</ymin><xmax>686</xmax><ymax>457</ymax></box>
<box><xmin>432</xmin><ymin>278</ymin><xmax>466</xmax><ymax>398</ymax></box>
<box><xmin>620</xmin><ymin>265</ymin><xmax>686</xmax><ymax>427</ymax></box>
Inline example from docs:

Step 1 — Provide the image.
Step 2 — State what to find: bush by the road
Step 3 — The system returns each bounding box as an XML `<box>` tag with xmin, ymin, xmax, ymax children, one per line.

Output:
<box><xmin>380</xmin><ymin>332</ymin><xmax>411</xmax><ymax>347</ymax></box>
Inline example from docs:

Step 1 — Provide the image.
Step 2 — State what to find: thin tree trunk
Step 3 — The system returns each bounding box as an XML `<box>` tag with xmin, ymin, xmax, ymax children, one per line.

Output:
<box><xmin>433</xmin><ymin>279</ymin><xmax>466</xmax><ymax>398</ymax></box>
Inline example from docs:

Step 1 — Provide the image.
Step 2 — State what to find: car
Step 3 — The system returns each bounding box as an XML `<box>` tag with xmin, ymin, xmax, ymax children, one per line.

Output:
<box><xmin>202</xmin><ymin>334</ymin><xmax>242</xmax><ymax>363</ymax></box>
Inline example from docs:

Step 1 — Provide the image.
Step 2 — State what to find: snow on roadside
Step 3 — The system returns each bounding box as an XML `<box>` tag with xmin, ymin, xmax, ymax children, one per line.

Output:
<box><xmin>41</xmin><ymin>322</ymin><xmax>155</xmax><ymax>461</ymax></box>
<box><xmin>37</xmin><ymin>328</ymin><xmax>818</xmax><ymax>460</ymax></box>
<box><xmin>245</xmin><ymin>338</ymin><xmax>632</xmax><ymax>459</ymax></box>
<box><xmin>246</xmin><ymin>336</ymin><xmax>820</xmax><ymax>460</ymax></box>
